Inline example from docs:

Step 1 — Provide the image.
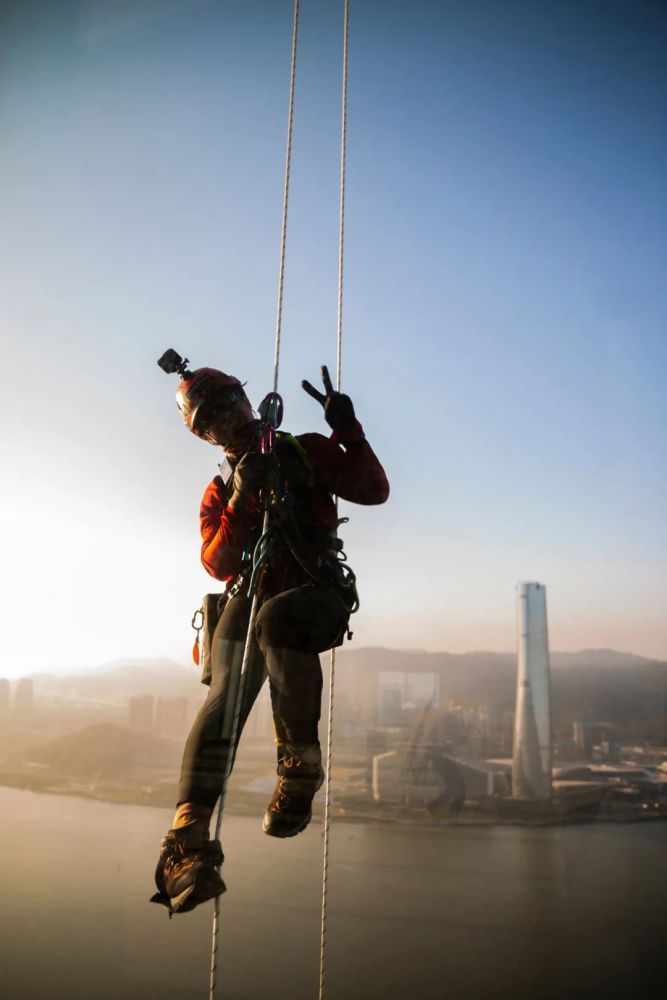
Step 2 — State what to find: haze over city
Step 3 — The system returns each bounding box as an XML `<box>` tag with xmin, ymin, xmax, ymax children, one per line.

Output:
<box><xmin>2</xmin><ymin>0</ymin><xmax>666</xmax><ymax>679</ymax></box>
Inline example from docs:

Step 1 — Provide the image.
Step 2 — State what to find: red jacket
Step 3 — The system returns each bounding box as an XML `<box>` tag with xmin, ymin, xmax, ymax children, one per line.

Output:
<box><xmin>200</xmin><ymin>420</ymin><xmax>389</xmax><ymax>585</ymax></box>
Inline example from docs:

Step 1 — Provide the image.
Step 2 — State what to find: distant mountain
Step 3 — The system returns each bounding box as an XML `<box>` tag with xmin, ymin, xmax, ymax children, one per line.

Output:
<box><xmin>85</xmin><ymin>656</ymin><xmax>187</xmax><ymax>675</ymax></box>
<box><xmin>550</xmin><ymin>649</ymin><xmax>655</xmax><ymax>669</ymax></box>
<box><xmin>336</xmin><ymin>646</ymin><xmax>658</xmax><ymax>672</ymax></box>
<box><xmin>24</xmin><ymin>723</ymin><xmax>181</xmax><ymax>777</ymax></box>
<box><xmin>335</xmin><ymin>647</ymin><xmax>667</xmax><ymax>735</ymax></box>
<box><xmin>336</xmin><ymin>648</ymin><xmax>516</xmax><ymax>702</ymax></box>
<box><xmin>30</xmin><ymin>658</ymin><xmax>201</xmax><ymax>701</ymax></box>
<box><xmin>25</xmin><ymin>649</ymin><xmax>667</xmax><ymax>730</ymax></box>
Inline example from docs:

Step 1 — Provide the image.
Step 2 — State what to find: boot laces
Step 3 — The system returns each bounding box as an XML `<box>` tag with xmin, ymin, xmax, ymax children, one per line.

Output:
<box><xmin>275</xmin><ymin>754</ymin><xmax>322</xmax><ymax>801</ymax></box>
<box><xmin>160</xmin><ymin>830</ymin><xmax>222</xmax><ymax>872</ymax></box>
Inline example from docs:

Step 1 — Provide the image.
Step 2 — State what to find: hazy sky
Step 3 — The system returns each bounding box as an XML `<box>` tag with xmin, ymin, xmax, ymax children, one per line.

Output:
<box><xmin>2</xmin><ymin>0</ymin><xmax>666</xmax><ymax>678</ymax></box>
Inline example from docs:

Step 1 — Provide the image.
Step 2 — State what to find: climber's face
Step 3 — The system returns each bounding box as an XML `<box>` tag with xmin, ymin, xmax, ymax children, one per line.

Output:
<box><xmin>198</xmin><ymin>391</ymin><xmax>255</xmax><ymax>454</ymax></box>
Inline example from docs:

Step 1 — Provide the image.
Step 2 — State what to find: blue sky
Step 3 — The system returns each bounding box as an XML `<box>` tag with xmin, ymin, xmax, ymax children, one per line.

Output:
<box><xmin>1</xmin><ymin>0</ymin><xmax>666</xmax><ymax>676</ymax></box>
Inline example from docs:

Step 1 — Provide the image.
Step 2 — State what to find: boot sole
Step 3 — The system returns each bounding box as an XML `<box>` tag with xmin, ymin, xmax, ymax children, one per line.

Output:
<box><xmin>170</xmin><ymin>869</ymin><xmax>226</xmax><ymax>914</ymax></box>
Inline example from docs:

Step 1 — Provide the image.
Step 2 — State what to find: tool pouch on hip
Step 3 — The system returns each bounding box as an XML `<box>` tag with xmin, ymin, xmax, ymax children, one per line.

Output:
<box><xmin>198</xmin><ymin>593</ymin><xmax>228</xmax><ymax>686</ymax></box>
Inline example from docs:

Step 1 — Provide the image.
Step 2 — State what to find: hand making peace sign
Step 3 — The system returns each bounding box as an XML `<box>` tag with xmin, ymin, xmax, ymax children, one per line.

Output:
<box><xmin>301</xmin><ymin>365</ymin><xmax>357</xmax><ymax>432</ymax></box>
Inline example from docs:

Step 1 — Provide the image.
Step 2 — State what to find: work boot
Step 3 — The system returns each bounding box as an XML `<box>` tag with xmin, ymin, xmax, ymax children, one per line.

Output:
<box><xmin>150</xmin><ymin>819</ymin><xmax>225</xmax><ymax>917</ymax></box>
<box><xmin>263</xmin><ymin>744</ymin><xmax>324</xmax><ymax>838</ymax></box>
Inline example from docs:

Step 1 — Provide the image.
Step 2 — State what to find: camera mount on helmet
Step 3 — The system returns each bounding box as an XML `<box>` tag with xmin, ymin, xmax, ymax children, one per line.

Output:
<box><xmin>157</xmin><ymin>348</ymin><xmax>191</xmax><ymax>379</ymax></box>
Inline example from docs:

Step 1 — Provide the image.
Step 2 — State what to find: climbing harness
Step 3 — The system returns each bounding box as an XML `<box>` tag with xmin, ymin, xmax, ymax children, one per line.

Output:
<box><xmin>243</xmin><ymin>446</ymin><xmax>360</xmax><ymax>622</ymax></box>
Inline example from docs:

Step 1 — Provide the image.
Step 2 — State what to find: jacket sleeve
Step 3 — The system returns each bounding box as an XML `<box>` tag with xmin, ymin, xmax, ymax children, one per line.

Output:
<box><xmin>298</xmin><ymin>421</ymin><xmax>390</xmax><ymax>505</ymax></box>
<box><xmin>199</xmin><ymin>477</ymin><xmax>260</xmax><ymax>583</ymax></box>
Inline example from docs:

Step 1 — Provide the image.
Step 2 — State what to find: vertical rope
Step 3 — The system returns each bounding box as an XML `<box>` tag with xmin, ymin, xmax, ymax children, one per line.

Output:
<box><xmin>273</xmin><ymin>0</ymin><xmax>301</xmax><ymax>394</ymax></box>
<box><xmin>209</xmin><ymin>593</ymin><xmax>261</xmax><ymax>1000</ymax></box>
<box><xmin>335</xmin><ymin>0</ymin><xmax>349</xmax><ymax>394</ymax></box>
<box><xmin>319</xmin><ymin>3</ymin><xmax>349</xmax><ymax>998</ymax></box>
<box><xmin>209</xmin><ymin>3</ymin><xmax>300</xmax><ymax>997</ymax></box>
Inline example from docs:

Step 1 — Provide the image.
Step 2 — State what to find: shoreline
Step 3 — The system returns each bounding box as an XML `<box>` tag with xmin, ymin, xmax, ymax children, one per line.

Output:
<box><xmin>2</xmin><ymin>775</ymin><xmax>665</xmax><ymax>829</ymax></box>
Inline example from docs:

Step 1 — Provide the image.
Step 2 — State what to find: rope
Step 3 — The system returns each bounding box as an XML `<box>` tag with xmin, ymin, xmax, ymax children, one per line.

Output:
<box><xmin>209</xmin><ymin>3</ymin><xmax>300</xmax><ymax>997</ymax></box>
<box><xmin>319</xmin><ymin>3</ymin><xmax>350</xmax><ymax>999</ymax></box>
<box><xmin>335</xmin><ymin>0</ymin><xmax>349</xmax><ymax>393</ymax></box>
<box><xmin>273</xmin><ymin>0</ymin><xmax>301</xmax><ymax>394</ymax></box>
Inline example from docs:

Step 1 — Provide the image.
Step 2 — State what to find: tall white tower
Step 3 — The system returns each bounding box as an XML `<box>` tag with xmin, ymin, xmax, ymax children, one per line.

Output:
<box><xmin>512</xmin><ymin>582</ymin><xmax>552</xmax><ymax>799</ymax></box>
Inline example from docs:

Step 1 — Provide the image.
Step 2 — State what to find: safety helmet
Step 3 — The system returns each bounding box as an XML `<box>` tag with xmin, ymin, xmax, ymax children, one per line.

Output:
<box><xmin>176</xmin><ymin>367</ymin><xmax>244</xmax><ymax>437</ymax></box>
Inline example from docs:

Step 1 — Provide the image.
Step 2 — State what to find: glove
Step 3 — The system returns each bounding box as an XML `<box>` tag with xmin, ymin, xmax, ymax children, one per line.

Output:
<box><xmin>301</xmin><ymin>365</ymin><xmax>357</xmax><ymax>432</ymax></box>
<box><xmin>228</xmin><ymin>451</ymin><xmax>276</xmax><ymax>510</ymax></box>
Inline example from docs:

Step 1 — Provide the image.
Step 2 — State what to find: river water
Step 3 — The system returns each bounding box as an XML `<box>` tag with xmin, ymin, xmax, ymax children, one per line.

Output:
<box><xmin>0</xmin><ymin>787</ymin><xmax>665</xmax><ymax>999</ymax></box>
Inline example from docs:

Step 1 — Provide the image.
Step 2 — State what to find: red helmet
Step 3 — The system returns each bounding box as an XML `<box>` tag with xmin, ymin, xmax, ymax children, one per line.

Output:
<box><xmin>176</xmin><ymin>367</ymin><xmax>244</xmax><ymax>437</ymax></box>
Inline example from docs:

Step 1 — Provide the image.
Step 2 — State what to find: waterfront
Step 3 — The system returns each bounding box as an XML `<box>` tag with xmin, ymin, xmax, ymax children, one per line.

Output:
<box><xmin>0</xmin><ymin>787</ymin><xmax>665</xmax><ymax>999</ymax></box>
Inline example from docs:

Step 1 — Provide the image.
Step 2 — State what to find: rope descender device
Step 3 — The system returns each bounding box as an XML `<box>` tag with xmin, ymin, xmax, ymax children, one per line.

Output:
<box><xmin>257</xmin><ymin>391</ymin><xmax>284</xmax><ymax>453</ymax></box>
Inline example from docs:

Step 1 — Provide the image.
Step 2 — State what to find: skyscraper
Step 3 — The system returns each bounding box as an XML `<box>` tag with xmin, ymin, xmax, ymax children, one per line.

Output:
<box><xmin>512</xmin><ymin>582</ymin><xmax>552</xmax><ymax>799</ymax></box>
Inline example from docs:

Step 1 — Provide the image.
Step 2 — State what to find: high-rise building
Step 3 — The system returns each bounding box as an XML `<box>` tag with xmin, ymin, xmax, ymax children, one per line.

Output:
<box><xmin>512</xmin><ymin>582</ymin><xmax>552</xmax><ymax>799</ymax></box>
<box><xmin>13</xmin><ymin>678</ymin><xmax>35</xmax><ymax>717</ymax></box>
<box><xmin>379</xmin><ymin>688</ymin><xmax>403</xmax><ymax>727</ymax></box>
<box><xmin>128</xmin><ymin>695</ymin><xmax>155</xmax><ymax>732</ymax></box>
<box><xmin>573</xmin><ymin>720</ymin><xmax>594</xmax><ymax>759</ymax></box>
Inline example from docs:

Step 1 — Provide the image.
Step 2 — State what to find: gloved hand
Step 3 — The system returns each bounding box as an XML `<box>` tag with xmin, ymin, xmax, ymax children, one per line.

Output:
<box><xmin>301</xmin><ymin>365</ymin><xmax>356</xmax><ymax>432</ymax></box>
<box><xmin>228</xmin><ymin>451</ymin><xmax>276</xmax><ymax>510</ymax></box>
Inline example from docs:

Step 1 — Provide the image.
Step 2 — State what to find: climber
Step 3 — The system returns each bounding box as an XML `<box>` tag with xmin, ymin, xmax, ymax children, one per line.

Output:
<box><xmin>151</xmin><ymin>358</ymin><xmax>389</xmax><ymax>915</ymax></box>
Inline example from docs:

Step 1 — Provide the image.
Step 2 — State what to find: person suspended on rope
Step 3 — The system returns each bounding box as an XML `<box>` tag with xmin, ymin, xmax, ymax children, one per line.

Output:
<box><xmin>151</xmin><ymin>351</ymin><xmax>389</xmax><ymax>915</ymax></box>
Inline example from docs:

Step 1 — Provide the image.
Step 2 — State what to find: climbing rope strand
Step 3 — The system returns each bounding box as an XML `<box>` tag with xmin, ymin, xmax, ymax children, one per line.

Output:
<box><xmin>209</xmin><ymin>3</ymin><xmax>300</xmax><ymax>997</ymax></box>
<box><xmin>273</xmin><ymin>0</ymin><xmax>301</xmax><ymax>394</ymax></box>
<box><xmin>209</xmin><ymin>590</ymin><xmax>261</xmax><ymax>999</ymax></box>
<box><xmin>336</xmin><ymin>0</ymin><xmax>349</xmax><ymax>393</ymax></box>
<box><xmin>319</xmin><ymin>3</ymin><xmax>349</xmax><ymax>999</ymax></box>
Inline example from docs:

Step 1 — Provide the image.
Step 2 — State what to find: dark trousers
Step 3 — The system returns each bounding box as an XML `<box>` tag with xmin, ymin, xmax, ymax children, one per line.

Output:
<box><xmin>178</xmin><ymin>583</ymin><xmax>348</xmax><ymax>808</ymax></box>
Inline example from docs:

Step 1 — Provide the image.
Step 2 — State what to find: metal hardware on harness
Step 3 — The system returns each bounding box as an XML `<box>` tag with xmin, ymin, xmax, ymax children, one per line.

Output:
<box><xmin>257</xmin><ymin>392</ymin><xmax>284</xmax><ymax>439</ymax></box>
<box><xmin>191</xmin><ymin>609</ymin><xmax>204</xmax><ymax>634</ymax></box>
